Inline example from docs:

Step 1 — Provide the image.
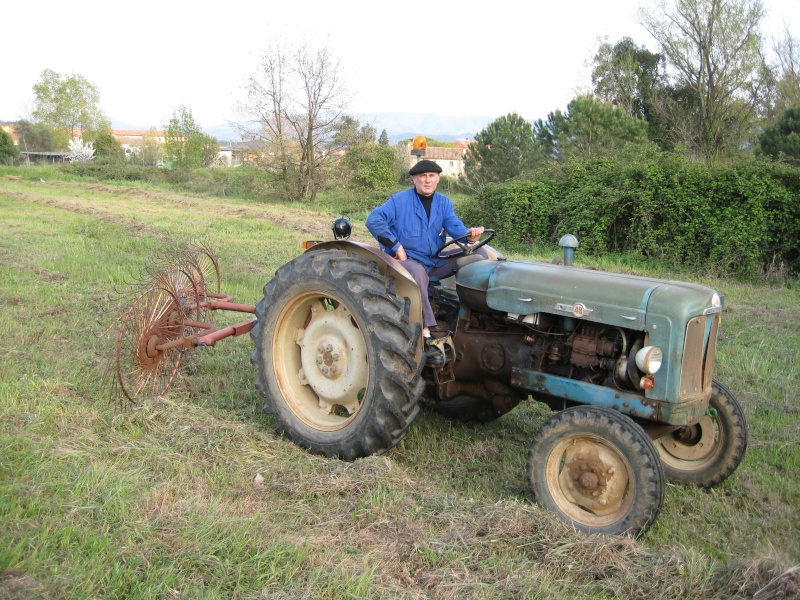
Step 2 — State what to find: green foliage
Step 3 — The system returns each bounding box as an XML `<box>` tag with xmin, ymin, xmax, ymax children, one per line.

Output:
<box><xmin>92</xmin><ymin>130</ymin><xmax>124</xmax><ymax>161</ymax></box>
<box><xmin>470</xmin><ymin>154</ymin><xmax>800</xmax><ymax>276</ymax></box>
<box><xmin>0</xmin><ymin>129</ymin><xmax>19</xmax><ymax>165</ymax></box>
<box><xmin>591</xmin><ymin>37</ymin><xmax>669</xmax><ymax>148</ymax></box>
<box><xmin>465</xmin><ymin>113</ymin><xmax>538</xmax><ymax>188</ymax></box>
<box><xmin>637</xmin><ymin>0</ymin><xmax>766</xmax><ymax>161</ymax></box>
<box><xmin>468</xmin><ymin>180</ymin><xmax>556</xmax><ymax>244</ymax></box>
<box><xmin>330</xmin><ymin>116</ymin><xmax>376</xmax><ymax>151</ymax></box>
<box><xmin>537</xmin><ymin>95</ymin><xmax>653</xmax><ymax>160</ymax></box>
<box><xmin>378</xmin><ymin>129</ymin><xmax>389</xmax><ymax>145</ymax></box>
<box><xmin>338</xmin><ymin>142</ymin><xmax>398</xmax><ymax>191</ymax></box>
<box><xmin>32</xmin><ymin>69</ymin><xmax>109</xmax><ymax>148</ymax></box>
<box><xmin>165</xmin><ymin>105</ymin><xmax>219</xmax><ymax>169</ymax></box>
<box><xmin>13</xmin><ymin>120</ymin><xmax>55</xmax><ymax>151</ymax></box>
<box><xmin>758</xmin><ymin>107</ymin><xmax>800</xmax><ymax>164</ymax></box>
<box><xmin>128</xmin><ymin>129</ymin><xmax>165</xmax><ymax>167</ymax></box>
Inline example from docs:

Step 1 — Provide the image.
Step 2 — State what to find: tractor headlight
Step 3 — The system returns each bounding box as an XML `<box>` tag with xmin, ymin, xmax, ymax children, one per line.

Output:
<box><xmin>635</xmin><ymin>346</ymin><xmax>663</xmax><ymax>375</ymax></box>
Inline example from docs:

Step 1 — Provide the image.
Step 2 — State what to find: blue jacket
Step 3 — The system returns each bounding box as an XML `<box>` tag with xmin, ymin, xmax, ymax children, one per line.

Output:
<box><xmin>366</xmin><ymin>187</ymin><xmax>469</xmax><ymax>270</ymax></box>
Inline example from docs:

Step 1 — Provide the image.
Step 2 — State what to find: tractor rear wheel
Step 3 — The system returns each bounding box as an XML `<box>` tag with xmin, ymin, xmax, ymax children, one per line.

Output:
<box><xmin>653</xmin><ymin>380</ymin><xmax>747</xmax><ymax>487</ymax></box>
<box><xmin>251</xmin><ymin>250</ymin><xmax>425</xmax><ymax>460</ymax></box>
<box><xmin>526</xmin><ymin>405</ymin><xmax>665</xmax><ymax>537</ymax></box>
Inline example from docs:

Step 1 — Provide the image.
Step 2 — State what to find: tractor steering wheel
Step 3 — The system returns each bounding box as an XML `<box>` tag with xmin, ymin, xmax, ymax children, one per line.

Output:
<box><xmin>437</xmin><ymin>229</ymin><xmax>495</xmax><ymax>259</ymax></box>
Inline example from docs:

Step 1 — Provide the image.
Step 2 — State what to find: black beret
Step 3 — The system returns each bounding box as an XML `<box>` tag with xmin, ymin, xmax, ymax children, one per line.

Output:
<box><xmin>409</xmin><ymin>160</ymin><xmax>442</xmax><ymax>176</ymax></box>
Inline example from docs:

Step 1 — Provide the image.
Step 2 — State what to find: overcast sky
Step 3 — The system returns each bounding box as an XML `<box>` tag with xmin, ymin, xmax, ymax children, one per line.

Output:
<box><xmin>3</xmin><ymin>0</ymin><xmax>798</xmax><ymax>129</ymax></box>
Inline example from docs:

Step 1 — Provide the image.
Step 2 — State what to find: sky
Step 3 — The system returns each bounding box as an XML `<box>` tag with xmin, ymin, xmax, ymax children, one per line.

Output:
<box><xmin>2</xmin><ymin>0</ymin><xmax>798</xmax><ymax>129</ymax></box>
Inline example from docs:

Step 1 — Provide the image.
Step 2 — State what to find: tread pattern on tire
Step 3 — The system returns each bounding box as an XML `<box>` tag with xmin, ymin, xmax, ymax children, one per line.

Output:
<box><xmin>251</xmin><ymin>250</ymin><xmax>424</xmax><ymax>460</ymax></box>
<box><xmin>526</xmin><ymin>405</ymin><xmax>666</xmax><ymax>537</ymax></box>
<box><xmin>656</xmin><ymin>379</ymin><xmax>748</xmax><ymax>488</ymax></box>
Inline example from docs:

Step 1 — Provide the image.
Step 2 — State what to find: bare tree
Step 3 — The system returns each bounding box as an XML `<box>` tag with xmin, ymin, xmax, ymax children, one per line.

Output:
<box><xmin>771</xmin><ymin>24</ymin><xmax>800</xmax><ymax>115</ymax></box>
<box><xmin>237</xmin><ymin>39</ymin><xmax>349</xmax><ymax>202</ymax></box>
<box><xmin>638</xmin><ymin>0</ymin><xmax>766</xmax><ymax>160</ymax></box>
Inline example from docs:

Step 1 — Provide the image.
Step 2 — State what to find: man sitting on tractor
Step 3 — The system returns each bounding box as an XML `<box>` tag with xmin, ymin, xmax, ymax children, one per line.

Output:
<box><xmin>366</xmin><ymin>159</ymin><xmax>487</xmax><ymax>340</ymax></box>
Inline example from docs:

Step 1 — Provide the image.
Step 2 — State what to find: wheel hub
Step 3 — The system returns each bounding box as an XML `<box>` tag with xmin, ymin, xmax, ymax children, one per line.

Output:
<box><xmin>315</xmin><ymin>339</ymin><xmax>344</xmax><ymax>379</ymax></box>
<box><xmin>558</xmin><ymin>440</ymin><xmax>629</xmax><ymax>516</ymax></box>
<box><xmin>662</xmin><ymin>416</ymin><xmax>716</xmax><ymax>460</ymax></box>
<box><xmin>294</xmin><ymin>301</ymin><xmax>368</xmax><ymax>416</ymax></box>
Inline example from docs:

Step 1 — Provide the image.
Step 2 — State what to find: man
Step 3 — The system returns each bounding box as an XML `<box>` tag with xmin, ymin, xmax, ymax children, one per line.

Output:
<box><xmin>366</xmin><ymin>159</ymin><xmax>487</xmax><ymax>341</ymax></box>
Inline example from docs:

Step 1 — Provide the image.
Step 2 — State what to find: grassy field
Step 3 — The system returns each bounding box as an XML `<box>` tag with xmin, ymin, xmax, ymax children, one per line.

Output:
<box><xmin>1</xmin><ymin>168</ymin><xmax>798</xmax><ymax>599</ymax></box>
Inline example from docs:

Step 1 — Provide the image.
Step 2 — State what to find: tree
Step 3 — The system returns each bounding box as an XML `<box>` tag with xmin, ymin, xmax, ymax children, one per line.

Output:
<box><xmin>164</xmin><ymin>105</ymin><xmax>219</xmax><ymax>168</ymax></box>
<box><xmin>465</xmin><ymin>113</ymin><xmax>538</xmax><ymax>188</ymax></box>
<box><xmin>338</xmin><ymin>142</ymin><xmax>398</xmax><ymax>190</ymax></box>
<box><xmin>32</xmin><ymin>69</ymin><xmax>109</xmax><ymax>149</ymax></box>
<box><xmin>13</xmin><ymin>120</ymin><xmax>55</xmax><ymax>152</ymax></box>
<box><xmin>93</xmin><ymin>129</ymin><xmax>124</xmax><ymax>161</ymax></box>
<box><xmin>536</xmin><ymin>95</ymin><xmax>652</xmax><ymax>161</ymax></box>
<box><xmin>127</xmin><ymin>129</ymin><xmax>166</xmax><ymax>167</ymax></box>
<box><xmin>66</xmin><ymin>138</ymin><xmax>95</xmax><ymax>162</ymax></box>
<box><xmin>237</xmin><ymin>38</ymin><xmax>350</xmax><ymax>202</ymax></box>
<box><xmin>329</xmin><ymin>115</ymin><xmax>376</xmax><ymax>151</ymax></box>
<box><xmin>378</xmin><ymin>129</ymin><xmax>390</xmax><ymax>146</ymax></box>
<box><xmin>592</xmin><ymin>37</ymin><xmax>670</xmax><ymax>147</ymax></box>
<box><xmin>0</xmin><ymin>129</ymin><xmax>20</xmax><ymax>165</ymax></box>
<box><xmin>638</xmin><ymin>0</ymin><xmax>767</xmax><ymax>160</ymax></box>
<box><xmin>758</xmin><ymin>106</ymin><xmax>800</xmax><ymax>164</ymax></box>
<box><xmin>770</xmin><ymin>25</ymin><xmax>800</xmax><ymax>119</ymax></box>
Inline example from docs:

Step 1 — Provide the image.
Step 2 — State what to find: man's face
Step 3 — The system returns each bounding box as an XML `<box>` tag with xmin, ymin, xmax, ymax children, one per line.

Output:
<box><xmin>413</xmin><ymin>172</ymin><xmax>440</xmax><ymax>196</ymax></box>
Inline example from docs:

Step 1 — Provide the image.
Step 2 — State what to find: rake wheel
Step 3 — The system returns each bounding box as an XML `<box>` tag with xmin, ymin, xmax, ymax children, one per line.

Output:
<box><xmin>186</xmin><ymin>243</ymin><xmax>221</xmax><ymax>297</ymax></box>
<box><xmin>158</xmin><ymin>262</ymin><xmax>208</xmax><ymax>329</ymax></box>
<box><xmin>116</xmin><ymin>286</ymin><xmax>186</xmax><ymax>403</ymax></box>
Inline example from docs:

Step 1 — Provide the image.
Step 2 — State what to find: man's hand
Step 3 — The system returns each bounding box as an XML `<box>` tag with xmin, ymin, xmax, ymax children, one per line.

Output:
<box><xmin>395</xmin><ymin>245</ymin><xmax>408</xmax><ymax>261</ymax></box>
<box><xmin>467</xmin><ymin>226</ymin><xmax>485</xmax><ymax>243</ymax></box>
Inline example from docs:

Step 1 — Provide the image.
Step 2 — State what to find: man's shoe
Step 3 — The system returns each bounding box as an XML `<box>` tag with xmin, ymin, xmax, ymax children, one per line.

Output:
<box><xmin>429</xmin><ymin>322</ymin><xmax>450</xmax><ymax>338</ymax></box>
<box><xmin>425</xmin><ymin>345</ymin><xmax>445</xmax><ymax>366</ymax></box>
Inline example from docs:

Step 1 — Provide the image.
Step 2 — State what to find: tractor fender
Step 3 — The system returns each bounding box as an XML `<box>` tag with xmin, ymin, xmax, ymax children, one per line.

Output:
<box><xmin>304</xmin><ymin>240</ymin><xmax>424</xmax><ymax>341</ymax></box>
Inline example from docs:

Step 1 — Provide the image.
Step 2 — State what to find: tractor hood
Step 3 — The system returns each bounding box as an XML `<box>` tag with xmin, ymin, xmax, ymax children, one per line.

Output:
<box><xmin>456</xmin><ymin>259</ymin><xmax>720</xmax><ymax>330</ymax></box>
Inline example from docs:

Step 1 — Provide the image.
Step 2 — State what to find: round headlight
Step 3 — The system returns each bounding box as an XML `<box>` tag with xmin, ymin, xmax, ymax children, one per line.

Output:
<box><xmin>635</xmin><ymin>346</ymin><xmax>663</xmax><ymax>375</ymax></box>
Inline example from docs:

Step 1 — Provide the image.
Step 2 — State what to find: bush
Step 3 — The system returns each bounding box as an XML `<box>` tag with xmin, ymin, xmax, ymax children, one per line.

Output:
<box><xmin>61</xmin><ymin>161</ymin><xmax>167</xmax><ymax>183</ymax></box>
<box><xmin>0</xmin><ymin>129</ymin><xmax>20</xmax><ymax>166</ymax></box>
<box><xmin>469</xmin><ymin>153</ymin><xmax>800</xmax><ymax>277</ymax></box>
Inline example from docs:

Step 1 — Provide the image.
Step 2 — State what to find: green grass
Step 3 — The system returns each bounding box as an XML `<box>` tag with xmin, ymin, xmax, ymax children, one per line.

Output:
<box><xmin>1</xmin><ymin>169</ymin><xmax>798</xmax><ymax>599</ymax></box>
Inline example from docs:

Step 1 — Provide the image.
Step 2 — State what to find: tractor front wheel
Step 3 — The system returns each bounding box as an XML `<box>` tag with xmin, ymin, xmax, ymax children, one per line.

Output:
<box><xmin>653</xmin><ymin>380</ymin><xmax>747</xmax><ymax>487</ymax></box>
<box><xmin>526</xmin><ymin>406</ymin><xmax>665</xmax><ymax>537</ymax></box>
<box><xmin>251</xmin><ymin>250</ymin><xmax>424</xmax><ymax>460</ymax></box>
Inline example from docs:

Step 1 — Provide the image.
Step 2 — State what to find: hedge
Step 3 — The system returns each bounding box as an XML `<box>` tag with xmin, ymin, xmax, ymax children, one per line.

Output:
<box><xmin>469</xmin><ymin>154</ymin><xmax>800</xmax><ymax>277</ymax></box>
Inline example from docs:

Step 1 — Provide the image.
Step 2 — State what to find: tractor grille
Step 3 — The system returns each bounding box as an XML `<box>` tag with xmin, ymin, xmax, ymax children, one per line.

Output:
<box><xmin>679</xmin><ymin>314</ymin><xmax>720</xmax><ymax>398</ymax></box>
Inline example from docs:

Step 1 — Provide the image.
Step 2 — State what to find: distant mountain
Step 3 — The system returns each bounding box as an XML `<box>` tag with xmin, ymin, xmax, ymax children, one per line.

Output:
<box><xmin>355</xmin><ymin>113</ymin><xmax>492</xmax><ymax>144</ymax></box>
<box><xmin>113</xmin><ymin>113</ymin><xmax>492</xmax><ymax>145</ymax></box>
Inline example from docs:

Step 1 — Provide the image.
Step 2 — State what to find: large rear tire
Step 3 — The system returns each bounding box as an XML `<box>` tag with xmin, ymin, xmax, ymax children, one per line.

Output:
<box><xmin>526</xmin><ymin>406</ymin><xmax>666</xmax><ymax>537</ymax></box>
<box><xmin>653</xmin><ymin>380</ymin><xmax>747</xmax><ymax>487</ymax></box>
<box><xmin>251</xmin><ymin>251</ymin><xmax>425</xmax><ymax>460</ymax></box>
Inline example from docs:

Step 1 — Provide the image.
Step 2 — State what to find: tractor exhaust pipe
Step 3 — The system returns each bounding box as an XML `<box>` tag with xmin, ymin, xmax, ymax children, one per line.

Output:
<box><xmin>559</xmin><ymin>234</ymin><xmax>579</xmax><ymax>266</ymax></box>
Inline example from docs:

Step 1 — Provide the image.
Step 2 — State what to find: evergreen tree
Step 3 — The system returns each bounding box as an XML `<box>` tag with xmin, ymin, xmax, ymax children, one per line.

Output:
<box><xmin>465</xmin><ymin>113</ymin><xmax>537</xmax><ymax>188</ymax></box>
<box><xmin>759</xmin><ymin>107</ymin><xmax>800</xmax><ymax>164</ymax></box>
